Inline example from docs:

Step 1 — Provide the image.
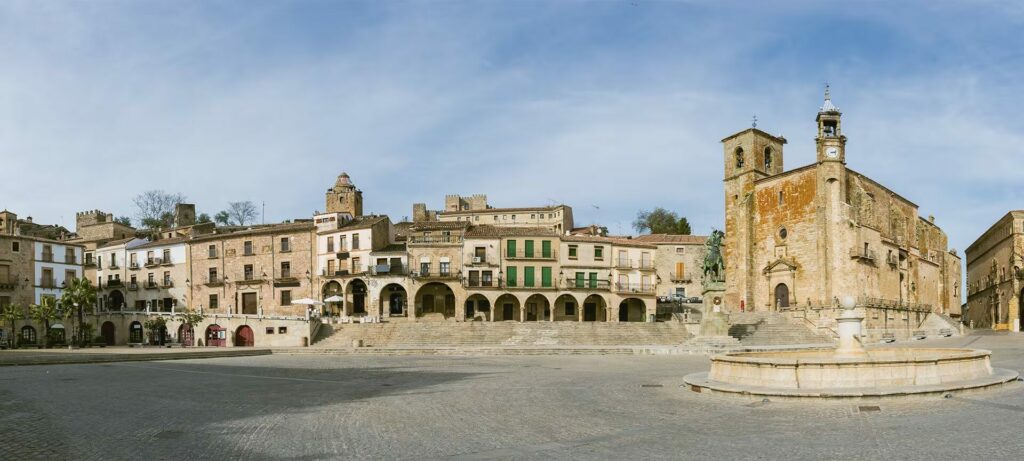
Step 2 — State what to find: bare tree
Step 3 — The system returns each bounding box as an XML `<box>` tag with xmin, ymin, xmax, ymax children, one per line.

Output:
<box><xmin>225</xmin><ymin>201</ymin><xmax>258</xmax><ymax>226</ymax></box>
<box><xmin>133</xmin><ymin>190</ymin><xmax>186</xmax><ymax>229</ymax></box>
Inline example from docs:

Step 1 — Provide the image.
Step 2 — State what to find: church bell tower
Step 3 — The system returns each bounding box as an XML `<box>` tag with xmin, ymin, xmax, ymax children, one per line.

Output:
<box><xmin>815</xmin><ymin>85</ymin><xmax>847</xmax><ymax>164</ymax></box>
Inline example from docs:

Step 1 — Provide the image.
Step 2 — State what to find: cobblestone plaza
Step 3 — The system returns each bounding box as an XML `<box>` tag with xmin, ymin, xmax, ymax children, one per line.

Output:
<box><xmin>2</xmin><ymin>334</ymin><xmax>1022</xmax><ymax>460</ymax></box>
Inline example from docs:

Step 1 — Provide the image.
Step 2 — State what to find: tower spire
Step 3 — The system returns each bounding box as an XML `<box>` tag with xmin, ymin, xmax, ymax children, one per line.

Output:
<box><xmin>819</xmin><ymin>82</ymin><xmax>838</xmax><ymax>113</ymax></box>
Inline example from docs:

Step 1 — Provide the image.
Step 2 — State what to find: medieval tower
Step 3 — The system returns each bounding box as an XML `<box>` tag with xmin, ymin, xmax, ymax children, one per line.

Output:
<box><xmin>325</xmin><ymin>172</ymin><xmax>364</xmax><ymax>217</ymax></box>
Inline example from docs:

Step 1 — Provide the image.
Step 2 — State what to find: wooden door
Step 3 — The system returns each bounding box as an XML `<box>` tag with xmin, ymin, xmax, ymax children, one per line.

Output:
<box><xmin>242</xmin><ymin>292</ymin><xmax>258</xmax><ymax>315</ymax></box>
<box><xmin>235</xmin><ymin>325</ymin><xmax>254</xmax><ymax>347</ymax></box>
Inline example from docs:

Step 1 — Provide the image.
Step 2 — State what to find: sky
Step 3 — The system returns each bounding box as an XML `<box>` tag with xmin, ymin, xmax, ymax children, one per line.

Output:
<box><xmin>2</xmin><ymin>0</ymin><xmax>1023</xmax><ymax>258</ymax></box>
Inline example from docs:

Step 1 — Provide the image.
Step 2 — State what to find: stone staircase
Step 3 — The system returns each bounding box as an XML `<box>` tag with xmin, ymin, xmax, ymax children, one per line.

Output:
<box><xmin>313</xmin><ymin>321</ymin><xmax>692</xmax><ymax>348</ymax></box>
<box><xmin>727</xmin><ymin>312</ymin><xmax>835</xmax><ymax>346</ymax></box>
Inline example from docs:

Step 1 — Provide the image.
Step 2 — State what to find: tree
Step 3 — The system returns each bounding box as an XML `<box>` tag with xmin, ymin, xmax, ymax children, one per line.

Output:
<box><xmin>633</xmin><ymin>207</ymin><xmax>692</xmax><ymax>235</ymax></box>
<box><xmin>224</xmin><ymin>201</ymin><xmax>259</xmax><ymax>226</ymax></box>
<box><xmin>29</xmin><ymin>299</ymin><xmax>60</xmax><ymax>346</ymax></box>
<box><xmin>196</xmin><ymin>213</ymin><xmax>212</xmax><ymax>224</ymax></box>
<box><xmin>1</xmin><ymin>303</ymin><xmax>25</xmax><ymax>348</ymax></box>
<box><xmin>133</xmin><ymin>190</ymin><xmax>186</xmax><ymax>229</ymax></box>
<box><xmin>114</xmin><ymin>216</ymin><xmax>133</xmax><ymax>226</ymax></box>
<box><xmin>143</xmin><ymin>317</ymin><xmax>167</xmax><ymax>345</ymax></box>
<box><xmin>176</xmin><ymin>308</ymin><xmax>206</xmax><ymax>347</ymax></box>
<box><xmin>58</xmin><ymin>278</ymin><xmax>97</xmax><ymax>347</ymax></box>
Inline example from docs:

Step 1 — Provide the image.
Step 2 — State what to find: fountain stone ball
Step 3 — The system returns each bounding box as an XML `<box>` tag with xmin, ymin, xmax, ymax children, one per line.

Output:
<box><xmin>840</xmin><ymin>296</ymin><xmax>856</xmax><ymax>310</ymax></box>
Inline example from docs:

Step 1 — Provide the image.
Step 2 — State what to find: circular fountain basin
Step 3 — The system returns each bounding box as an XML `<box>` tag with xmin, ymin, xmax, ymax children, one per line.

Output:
<box><xmin>684</xmin><ymin>348</ymin><xmax>1019</xmax><ymax>399</ymax></box>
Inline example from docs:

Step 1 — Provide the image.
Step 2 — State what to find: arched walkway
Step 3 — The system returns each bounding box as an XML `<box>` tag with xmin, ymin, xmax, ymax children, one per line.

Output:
<box><xmin>582</xmin><ymin>294</ymin><xmax>608</xmax><ymax>322</ymax></box>
<box><xmin>553</xmin><ymin>294</ymin><xmax>582</xmax><ymax>321</ymax></box>
<box><xmin>379</xmin><ymin>283</ymin><xmax>408</xmax><ymax>317</ymax></box>
<box><xmin>322</xmin><ymin>281</ymin><xmax>343</xmax><ymax>316</ymax></box>
<box><xmin>100</xmin><ymin>321</ymin><xmax>116</xmax><ymax>345</ymax></box>
<box><xmin>494</xmin><ymin>294</ymin><xmax>521</xmax><ymax>322</ymax></box>
<box><xmin>774</xmin><ymin>283</ymin><xmax>790</xmax><ymax>309</ymax></box>
<box><xmin>178</xmin><ymin>323</ymin><xmax>195</xmax><ymax>347</ymax></box>
<box><xmin>109</xmin><ymin>290</ymin><xmax>125</xmax><ymax>311</ymax></box>
<box><xmin>129</xmin><ymin>321</ymin><xmax>143</xmax><ymax>343</ymax></box>
<box><xmin>206</xmin><ymin>324</ymin><xmax>225</xmax><ymax>347</ymax></box>
<box><xmin>235</xmin><ymin>325</ymin><xmax>254</xmax><ymax>347</ymax></box>
<box><xmin>465</xmin><ymin>294</ymin><xmax>491</xmax><ymax>321</ymax></box>
<box><xmin>524</xmin><ymin>294</ymin><xmax>551</xmax><ymax>321</ymax></box>
<box><xmin>414</xmin><ymin>282</ymin><xmax>456</xmax><ymax>319</ymax></box>
<box><xmin>618</xmin><ymin>298</ymin><xmax>646</xmax><ymax>322</ymax></box>
<box><xmin>346</xmin><ymin>279</ymin><xmax>368</xmax><ymax>316</ymax></box>
<box><xmin>20</xmin><ymin>325</ymin><xmax>36</xmax><ymax>345</ymax></box>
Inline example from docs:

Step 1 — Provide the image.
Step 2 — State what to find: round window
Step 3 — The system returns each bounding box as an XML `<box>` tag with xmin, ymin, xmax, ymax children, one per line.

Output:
<box><xmin>779</xmin><ymin>227</ymin><xmax>788</xmax><ymax>239</ymax></box>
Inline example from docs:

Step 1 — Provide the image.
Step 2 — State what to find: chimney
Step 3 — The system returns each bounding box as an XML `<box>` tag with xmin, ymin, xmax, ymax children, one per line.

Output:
<box><xmin>928</xmin><ymin>215</ymin><xmax>935</xmax><ymax>223</ymax></box>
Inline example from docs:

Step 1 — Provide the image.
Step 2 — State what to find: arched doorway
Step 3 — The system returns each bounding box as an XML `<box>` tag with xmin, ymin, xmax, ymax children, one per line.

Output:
<box><xmin>774</xmin><ymin>283</ymin><xmax>790</xmax><ymax>309</ymax></box>
<box><xmin>379</xmin><ymin>283</ymin><xmax>408</xmax><ymax>317</ymax></box>
<box><xmin>20</xmin><ymin>325</ymin><xmax>36</xmax><ymax>345</ymax></box>
<box><xmin>235</xmin><ymin>325</ymin><xmax>254</xmax><ymax>347</ymax></box>
<box><xmin>347</xmin><ymin>279</ymin><xmax>368</xmax><ymax>316</ymax></box>
<box><xmin>178</xmin><ymin>323</ymin><xmax>195</xmax><ymax>347</ymax></box>
<box><xmin>101</xmin><ymin>321</ymin><xmax>116</xmax><ymax>345</ymax></box>
<box><xmin>465</xmin><ymin>294</ymin><xmax>490</xmax><ymax>321</ymax></box>
<box><xmin>582</xmin><ymin>295</ymin><xmax>607</xmax><ymax>322</ymax></box>
<box><xmin>109</xmin><ymin>290</ymin><xmax>125</xmax><ymax>311</ymax></box>
<box><xmin>156</xmin><ymin>324</ymin><xmax>168</xmax><ymax>345</ymax></box>
<box><xmin>322</xmin><ymin>281</ymin><xmax>343</xmax><ymax>316</ymax></box>
<box><xmin>494</xmin><ymin>294</ymin><xmax>521</xmax><ymax>321</ymax></box>
<box><xmin>524</xmin><ymin>294</ymin><xmax>550</xmax><ymax>321</ymax></box>
<box><xmin>206</xmin><ymin>324</ymin><xmax>225</xmax><ymax>347</ymax></box>
<box><xmin>415</xmin><ymin>282</ymin><xmax>456</xmax><ymax>319</ymax></box>
<box><xmin>554</xmin><ymin>294</ymin><xmax>581</xmax><ymax>321</ymax></box>
<box><xmin>48</xmin><ymin>324</ymin><xmax>66</xmax><ymax>344</ymax></box>
<box><xmin>129</xmin><ymin>321</ymin><xmax>143</xmax><ymax>343</ymax></box>
<box><xmin>618</xmin><ymin>298</ymin><xmax>645</xmax><ymax>322</ymax></box>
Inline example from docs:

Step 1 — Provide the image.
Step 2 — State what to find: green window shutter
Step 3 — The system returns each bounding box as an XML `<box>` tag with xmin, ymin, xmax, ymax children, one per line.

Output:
<box><xmin>506</xmin><ymin>266</ymin><xmax>517</xmax><ymax>287</ymax></box>
<box><xmin>589</xmin><ymin>272</ymin><xmax>598</xmax><ymax>289</ymax></box>
<box><xmin>595</xmin><ymin>246</ymin><xmax>603</xmax><ymax>259</ymax></box>
<box><xmin>524</xmin><ymin>240</ymin><xmax>534</xmax><ymax>258</ymax></box>
<box><xmin>575</xmin><ymin>272</ymin><xmax>584</xmax><ymax>288</ymax></box>
<box><xmin>524</xmin><ymin>266</ymin><xmax>535</xmax><ymax>287</ymax></box>
<box><xmin>541</xmin><ymin>267</ymin><xmax>552</xmax><ymax>287</ymax></box>
<box><xmin>507</xmin><ymin>240</ymin><xmax>516</xmax><ymax>258</ymax></box>
<box><xmin>542</xmin><ymin>240</ymin><xmax>551</xmax><ymax>258</ymax></box>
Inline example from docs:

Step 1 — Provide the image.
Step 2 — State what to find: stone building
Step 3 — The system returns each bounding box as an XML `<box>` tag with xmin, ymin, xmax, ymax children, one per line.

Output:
<box><xmin>965</xmin><ymin>211</ymin><xmax>1024</xmax><ymax>331</ymax></box>
<box><xmin>188</xmin><ymin>222</ymin><xmax>315</xmax><ymax>319</ymax></box>
<box><xmin>69</xmin><ymin>209</ymin><xmax>136</xmax><ymax>283</ymax></box>
<box><xmin>314</xmin><ymin>213</ymin><xmax>395</xmax><ymax>316</ymax></box>
<box><xmin>325</xmin><ymin>172</ymin><xmax>363</xmax><ymax>216</ymax></box>
<box><xmin>413</xmin><ymin>194</ymin><xmax>574</xmax><ymax>234</ymax></box>
<box><xmin>632</xmin><ymin>234</ymin><xmax>707</xmax><ymax>300</ymax></box>
<box><xmin>721</xmin><ymin>88</ymin><xmax>961</xmax><ymax>314</ymax></box>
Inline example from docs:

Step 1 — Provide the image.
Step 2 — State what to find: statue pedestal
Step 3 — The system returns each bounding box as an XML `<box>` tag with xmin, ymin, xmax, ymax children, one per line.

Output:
<box><xmin>701</xmin><ymin>281</ymin><xmax>726</xmax><ymax>315</ymax></box>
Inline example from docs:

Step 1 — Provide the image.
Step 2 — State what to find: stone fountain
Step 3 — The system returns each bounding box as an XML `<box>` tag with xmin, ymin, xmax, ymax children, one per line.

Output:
<box><xmin>684</xmin><ymin>296</ymin><xmax>1019</xmax><ymax>399</ymax></box>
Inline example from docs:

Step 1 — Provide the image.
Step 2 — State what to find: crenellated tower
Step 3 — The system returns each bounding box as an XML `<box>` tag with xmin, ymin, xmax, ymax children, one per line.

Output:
<box><xmin>325</xmin><ymin>172</ymin><xmax>364</xmax><ymax>217</ymax></box>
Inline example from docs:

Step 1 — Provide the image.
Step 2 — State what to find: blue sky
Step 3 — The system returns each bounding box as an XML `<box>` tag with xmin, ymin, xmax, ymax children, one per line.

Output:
<box><xmin>2</xmin><ymin>1</ymin><xmax>1023</xmax><ymax>256</ymax></box>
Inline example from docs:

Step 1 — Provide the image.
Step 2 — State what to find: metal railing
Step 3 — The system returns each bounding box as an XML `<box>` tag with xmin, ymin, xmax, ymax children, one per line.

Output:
<box><xmin>408</xmin><ymin>235</ymin><xmax>463</xmax><ymax>244</ymax></box>
<box><xmin>504</xmin><ymin>249</ymin><xmax>556</xmax><ymax>260</ymax></box>
<box><xmin>145</xmin><ymin>257</ymin><xmax>162</xmax><ymax>267</ymax></box>
<box><xmin>204</xmin><ymin>275</ymin><xmax>224</xmax><ymax>286</ymax></box>
<box><xmin>614</xmin><ymin>283</ymin><xmax>655</xmax><ymax>295</ymax></box>
<box><xmin>0</xmin><ymin>274</ymin><xmax>18</xmax><ymax>290</ymax></box>
<box><xmin>464</xmin><ymin>278</ymin><xmax>504</xmax><ymax>288</ymax></box>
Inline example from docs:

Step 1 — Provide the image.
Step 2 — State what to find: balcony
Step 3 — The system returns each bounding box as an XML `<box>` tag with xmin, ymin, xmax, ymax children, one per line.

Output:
<box><xmin>466</xmin><ymin>256</ymin><xmax>494</xmax><ymax>266</ymax></box>
<box><xmin>504</xmin><ymin>249</ymin><xmax>556</xmax><ymax>261</ymax></box>
<box><xmin>464</xmin><ymin>278</ymin><xmax>503</xmax><ymax>289</ymax></box>
<box><xmin>108</xmin><ymin>262</ymin><xmax>119</xmax><ymax>270</ymax></box>
<box><xmin>144</xmin><ymin>281</ymin><xmax>159</xmax><ymax>290</ymax></box>
<box><xmin>161</xmin><ymin>258</ymin><xmax>173</xmax><ymax>266</ymax></box>
<box><xmin>615</xmin><ymin>259</ymin><xmax>654</xmax><ymax>270</ymax></box>
<box><xmin>145</xmin><ymin>258</ymin><xmax>162</xmax><ymax>268</ymax></box>
<box><xmin>321</xmin><ymin>269</ymin><xmax>350</xmax><ymax>278</ymax></box>
<box><xmin>208</xmin><ymin>251</ymin><xmax>218</xmax><ymax>259</ymax></box>
<box><xmin>370</xmin><ymin>264</ymin><xmax>409</xmax><ymax>276</ymax></box>
<box><xmin>39</xmin><ymin>279</ymin><xmax>56</xmax><ymax>289</ymax></box>
<box><xmin>0</xmin><ymin>274</ymin><xmax>18</xmax><ymax>290</ymax></box>
<box><xmin>408</xmin><ymin>235</ymin><xmax>463</xmax><ymax>245</ymax></box>
<box><xmin>84</xmin><ymin>259</ymin><xmax>96</xmax><ymax>268</ymax></box>
<box><xmin>564</xmin><ymin>279</ymin><xmax>611</xmax><ymax>291</ymax></box>
<box><xmin>161</xmin><ymin>279</ymin><xmax>174</xmax><ymax>288</ymax></box>
<box><xmin>129</xmin><ymin>262</ymin><xmax>140</xmax><ymax>270</ymax></box>
<box><xmin>614</xmin><ymin>283</ymin><xmax>655</xmax><ymax>295</ymax></box>
<box><xmin>65</xmin><ymin>255</ymin><xmax>77</xmax><ymax>265</ymax></box>
<box><xmin>850</xmin><ymin>247</ymin><xmax>877</xmax><ymax>263</ymax></box>
<box><xmin>413</xmin><ymin>265</ymin><xmax>458</xmax><ymax>280</ymax></box>
<box><xmin>127</xmin><ymin>282</ymin><xmax>139</xmax><ymax>291</ymax></box>
<box><xmin>204</xmin><ymin>275</ymin><xmax>224</xmax><ymax>286</ymax></box>
<box><xmin>104</xmin><ymin>279</ymin><xmax>123</xmax><ymax>288</ymax></box>
<box><xmin>236</xmin><ymin>274</ymin><xmax>265</xmax><ymax>285</ymax></box>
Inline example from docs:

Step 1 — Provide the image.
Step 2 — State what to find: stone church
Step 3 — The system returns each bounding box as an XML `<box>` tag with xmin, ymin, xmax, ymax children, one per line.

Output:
<box><xmin>721</xmin><ymin>88</ymin><xmax>961</xmax><ymax>315</ymax></box>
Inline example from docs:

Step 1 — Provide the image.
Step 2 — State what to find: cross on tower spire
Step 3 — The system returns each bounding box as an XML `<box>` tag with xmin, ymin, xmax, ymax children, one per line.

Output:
<box><xmin>752</xmin><ymin>114</ymin><xmax>758</xmax><ymax>128</ymax></box>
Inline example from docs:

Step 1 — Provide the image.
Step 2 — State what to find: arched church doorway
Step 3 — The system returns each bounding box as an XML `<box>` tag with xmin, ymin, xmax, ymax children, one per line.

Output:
<box><xmin>774</xmin><ymin>283</ymin><xmax>790</xmax><ymax>309</ymax></box>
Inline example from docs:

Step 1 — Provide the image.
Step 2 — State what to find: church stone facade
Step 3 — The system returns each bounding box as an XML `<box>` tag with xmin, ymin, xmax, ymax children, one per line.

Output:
<box><xmin>722</xmin><ymin>90</ymin><xmax>961</xmax><ymax>315</ymax></box>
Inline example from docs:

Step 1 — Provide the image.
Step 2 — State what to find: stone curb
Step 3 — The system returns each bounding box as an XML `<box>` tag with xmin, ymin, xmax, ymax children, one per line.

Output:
<box><xmin>0</xmin><ymin>349</ymin><xmax>272</xmax><ymax>367</ymax></box>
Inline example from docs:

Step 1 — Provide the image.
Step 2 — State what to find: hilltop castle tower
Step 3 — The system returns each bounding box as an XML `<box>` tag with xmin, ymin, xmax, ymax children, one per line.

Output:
<box><xmin>326</xmin><ymin>172</ymin><xmax>363</xmax><ymax>216</ymax></box>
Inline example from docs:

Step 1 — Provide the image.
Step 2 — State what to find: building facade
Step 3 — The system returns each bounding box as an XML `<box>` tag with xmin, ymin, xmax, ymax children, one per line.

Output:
<box><xmin>631</xmin><ymin>234</ymin><xmax>707</xmax><ymax>300</ymax></box>
<box><xmin>965</xmin><ymin>211</ymin><xmax>1023</xmax><ymax>331</ymax></box>
<box><xmin>722</xmin><ymin>90</ymin><xmax>961</xmax><ymax>314</ymax></box>
<box><xmin>413</xmin><ymin>194</ymin><xmax>574</xmax><ymax>234</ymax></box>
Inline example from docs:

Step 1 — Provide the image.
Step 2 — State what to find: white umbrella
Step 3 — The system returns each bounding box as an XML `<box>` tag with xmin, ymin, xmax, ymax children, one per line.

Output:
<box><xmin>292</xmin><ymin>298</ymin><xmax>324</xmax><ymax>306</ymax></box>
<box><xmin>324</xmin><ymin>295</ymin><xmax>344</xmax><ymax>303</ymax></box>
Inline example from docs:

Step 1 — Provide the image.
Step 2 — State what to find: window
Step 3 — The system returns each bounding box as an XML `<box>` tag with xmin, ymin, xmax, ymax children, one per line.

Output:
<box><xmin>327</xmin><ymin>236</ymin><xmax>335</xmax><ymax>252</ymax></box>
<box><xmin>506</xmin><ymin>266</ymin><xmax>517</xmax><ymax>287</ymax></box>
<box><xmin>163</xmin><ymin>271</ymin><xmax>171</xmax><ymax>286</ymax></box>
<box><xmin>764</xmin><ymin>147</ymin><xmax>773</xmax><ymax>170</ymax></box>
<box><xmin>281</xmin><ymin>290</ymin><xmax>292</xmax><ymax>306</ymax></box>
<box><xmin>208</xmin><ymin>267</ymin><xmax>218</xmax><ymax>282</ymax></box>
<box><xmin>594</xmin><ymin>246</ymin><xmax>604</xmax><ymax>260</ymax></box>
<box><xmin>675</xmin><ymin>247</ymin><xmax>685</xmax><ymax>254</ymax></box>
<box><xmin>208</xmin><ymin>244</ymin><xmax>217</xmax><ymax>258</ymax></box>
<box><xmin>524</xmin><ymin>240</ymin><xmax>534</xmax><ymax>258</ymax></box>
<box><xmin>352</xmin><ymin>233</ymin><xmax>360</xmax><ymax>250</ymax></box>
<box><xmin>568</xmin><ymin>245</ymin><xmax>578</xmax><ymax>259</ymax></box>
<box><xmin>523</xmin><ymin>267</ymin><xmax>535</xmax><ymax>287</ymax></box>
<box><xmin>42</xmin><ymin>244</ymin><xmax>53</xmax><ymax>262</ymax></box>
<box><xmin>507</xmin><ymin>240</ymin><xmax>517</xmax><ymax>257</ymax></box>
<box><xmin>468</xmin><ymin>270</ymin><xmax>480</xmax><ymax>286</ymax></box>
<box><xmin>575</xmin><ymin>272</ymin><xmax>584</xmax><ymax>288</ymax></box>
<box><xmin>41</xmin><ymin>268</ymin><xmax>53</xmax><ymax>287</ymax></box>
<box><xmin>779</xmin><ymin>227</ymin><xmax>788</xmax><ymax>239</ymax></box>
<box><xmin>65</xmin><ymin>270</ymin><xmax>76</xmax><ymax>282</ymax></box>
<box><xmin>352</xmin><ymin>257</ymin><xmax>361</xmax><ymax>272</ymax></box>
<box><xmin>482</xmin><ymin>270</ymin><xmax>493</xmax><ymax>287</ymax></box>
<box><xmin>420</xmin><ymin>261</ymin><xmax>430</xmax><ymax>275</ymax></box>
<box><xmin>281</xmin><ymin>261</ymin><xmax>290</xmax><ymax>278</ymax></box>
<box><xmin>778</xmin><ymin>191</ymin><xmax>784</xmax><ymax>206</ymax></box>
<box><xmin>339</xmin><ymin>236</ymin><xmax>346</xmax><ymax>250</ymax></box>
<box><xmin>439</xmin><ymin>261</ymin><xmax>450</xmax><ymax>276</ymax></box>
<box><xmin>130</xmin><ymin>253</ymin><xmax>138</xmax><ymax>267</ymax></box>
<box><xmin>327</xmin><ymin>259</ymin><xmax>336</xmax><ymax>274</ymax></box>
<box><xmin>162</xmin><ymin>249</ymin><xmax>171</xmax><ymax>263</ymax></box>
<box><xmin>278</xmin><ymin>327</ymin><xmax>287</xmax><ymax>334</ymax></box>
<box><xmin>541</xmin><ymin>240</ymin><xmax>551</xmax><ymax>258</ymax></box>
<box><xmin>474</xmin><ymin>246</ymin><xmax>485</xmax><ymax>263</ymax></box>
<box><xmin>675</xmin><ymin>262</ymin><xmax>685</xmax><ymax>280</ymax></box>
<box><xmin>65</xmin><ymin>248</ymin><xmax>75</xmax><ymax>264</ymax></box>
<box><xmin>243</xmin><ymin>241</ymin><xmax>253</xmax><ymax>256</ymax></box>
<box><xmin>280</xmin><ymin>237</ymin><xmax>290</xmax><ymax>252</ymax></box>
<box><xmin>541</xmin><ymin>267</ymin><xmax>552</xmax><ymax>287</ymax></box>
<box><xmin>244</xmin><ymin>264</ymin><xmax>254</xmax><ymax>280</ymax></box>
<box><xmin>147</xmin><ymin>273</ymin><xmax>155</xmax><ymax>285</ymax></box>
<box><xmin>589</xmin><ymin>272</ymin><xmax>598</xmax><ymax>289</ymax></box>
<box><xmin>146</xmin><ymin>251</ymin><xmax>154</xmax><ymax>264</ymax></box>
<box><xmin>511</xmin><ymin>215</ymin><xmax>516</xmax><ymax>221</ymax></box>
<box><xmin>531</xmin><ymin>214</ymin><xmax>536</xmax><ymax>219</ymax></box>
<box><xmin>266</xmin><ymin>327</ymin><xmax>275</xmax><ymax>334</ymax></box>
<box><xmin>735</xmin><ymin>147</ymin><xmax>745</xmax><ymax>168</ymax></box>
<box><xmin>474</xmin><ymin>216</ymin><xmax>479</xmax><ymax>222</ymax></box>
<box><xmin>11</xmin><ymin>241</ymin><xmax>19</xmax><ymax>252</ymax></box>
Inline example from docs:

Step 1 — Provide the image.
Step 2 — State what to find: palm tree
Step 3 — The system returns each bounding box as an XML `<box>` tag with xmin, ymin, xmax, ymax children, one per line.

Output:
<box><xmin>1</xmin><ymin>303</ymin><xmax>25</xmax><ymax>348</ymax></box>
<box><xmin>29</xmin><ymin>299</ymin><xmax>61</xmax><ymax>347</ymax></box>
<box><xmin>58</xmin><ymin>278</ymin><xmax>97</xmax><ymax>346</ymax></box>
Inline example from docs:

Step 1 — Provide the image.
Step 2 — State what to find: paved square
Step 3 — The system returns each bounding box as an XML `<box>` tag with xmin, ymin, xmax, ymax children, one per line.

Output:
<box><xmin>2</xmin><ymin>335</ymin><xmax>1022</xmax><ymax>460</ymax></box>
